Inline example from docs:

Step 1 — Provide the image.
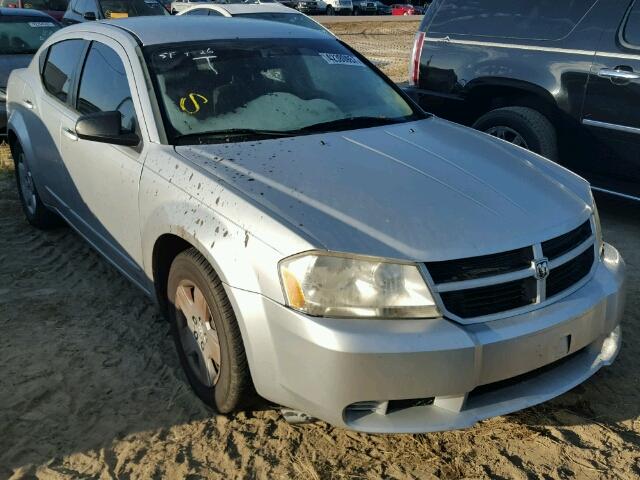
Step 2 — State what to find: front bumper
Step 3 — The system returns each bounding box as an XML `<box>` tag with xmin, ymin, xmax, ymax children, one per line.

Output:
<box><xmin>228</xmin><ymin>243</ymin><xmax>625</xmax><ymax>433</ymax></box>
<box><xmin>296</xmin><ymin>4</ymin><xmax>324</xmax><ymax>13</ymax></box>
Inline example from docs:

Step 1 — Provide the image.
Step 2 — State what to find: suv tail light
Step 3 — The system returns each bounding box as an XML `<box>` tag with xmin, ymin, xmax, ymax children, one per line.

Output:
<box><xmin>409</xmin><ymin>31</ymin><xmax>425</xmax><ymax>86</ymax></box>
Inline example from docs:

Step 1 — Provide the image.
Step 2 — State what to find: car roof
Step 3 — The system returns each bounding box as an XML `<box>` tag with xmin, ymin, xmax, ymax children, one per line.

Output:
<box><xmin>89</xmin><ymin>16</ymin><xmax>329</xmax><ymax>45</ymax></box>
<box><xmin>0</xmin><ymin>7</ymin><xmax>55</xmax><ymax>17</ymax></box>
<box><xmin>193</xmin><ymin>3</ymin><xmax>301</xmax><ymax>14</ymax></box>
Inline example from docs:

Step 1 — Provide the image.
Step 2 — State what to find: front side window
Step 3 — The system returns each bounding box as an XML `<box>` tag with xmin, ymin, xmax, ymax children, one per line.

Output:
<box><xmin>99</xmin><ymin>0</ymin><xmax>169</xmax><ymax>18</ymax></box>
<box><xmin>42</xmin><ymin>39</ymin><xmax>85</xmax><ymax>102</ymax></box>
<box><xmin>235</xmin><ymin>13</ymin><xmax>327</xmax><ymax>32</ymax></box>
<box><xmin>623</xmin><ymin>1</ymin><xmax>640</xmax><ymax>47</ymax></box>
<box><xmin>77</xmin><ymin>41</ymin><xmax>136</xmax><ymax>132</ymax></box>
<box><xmin>0</xmin><ymin>16</ymin><xmax>60</xmax><ymax>55</ymax></box>
<box><xmin>144</xmin><ymin>38</ymin><xmax>420</xmax><ymax>144</ymax></box>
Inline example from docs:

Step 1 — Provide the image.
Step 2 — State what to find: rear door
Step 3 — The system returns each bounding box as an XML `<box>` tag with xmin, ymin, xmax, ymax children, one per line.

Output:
<box><xmin>581</xmin><ymin>0</ymin><xmax>640</xmax><ymax>199</ymax></box>
<box><xmin>33</xmin><ymin>38</ymin><xmax>87</xmax><ymax>206</ymax></box>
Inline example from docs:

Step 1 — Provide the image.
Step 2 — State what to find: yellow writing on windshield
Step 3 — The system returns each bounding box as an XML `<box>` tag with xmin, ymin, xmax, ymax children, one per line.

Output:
<box><xmin>179</xmin><ymin>93</ymin><xmax>208</xmax><ymax>115</ymax></box>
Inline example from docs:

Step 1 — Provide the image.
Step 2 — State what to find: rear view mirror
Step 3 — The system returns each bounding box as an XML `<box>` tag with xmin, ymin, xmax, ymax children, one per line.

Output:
<box><xmin>83</xmin><ymin>11</ymin><xmax>97</xmax><ymax>20</ymax></box>
<box><xmin>75</xmin><ymin>111</ymin><xmax>140</xmax><ymax>147</ymax></box>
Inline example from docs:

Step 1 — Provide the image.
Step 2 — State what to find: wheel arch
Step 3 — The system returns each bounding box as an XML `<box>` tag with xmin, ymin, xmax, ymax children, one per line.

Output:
<box><xmin>463</xmin><ymin>78</ymin><xmax>562</xmax><ymax>125</ymax></box>
<box><xmin>151</xmin><ymin>233</ymin><xmax>194</xmax><ymax>313</ymax></box>
<box><xmin>6</xmin><ymin>112</ymin><xmax>36</xmax><ymax>167</ymax></box>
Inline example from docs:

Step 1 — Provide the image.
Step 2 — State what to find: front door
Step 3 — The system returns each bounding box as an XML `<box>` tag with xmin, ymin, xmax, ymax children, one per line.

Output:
<box><xmin>582</xmin><ymin>0</ymin><xmax>640</xmax><ymax>199</ymax></box>
<box><xmin>59</xmin><ymin>38</ymin><xmax>147</xmax><ymax>286</ymax></box>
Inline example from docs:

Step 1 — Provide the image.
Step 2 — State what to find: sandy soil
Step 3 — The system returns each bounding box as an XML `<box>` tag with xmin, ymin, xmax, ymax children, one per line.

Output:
<box><xmin>1</xmin><ymin>23</ymin><xmax>640</xmax><ymax>479</ymax></box>
<box><xmin>323</xmin><ymin>20</ymin><xmax>420</xmax><ymax>83</ymax></box>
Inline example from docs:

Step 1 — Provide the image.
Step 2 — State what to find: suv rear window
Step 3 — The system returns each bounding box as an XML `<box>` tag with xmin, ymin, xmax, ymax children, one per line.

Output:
<box><xmin>429</xmin><ymin>0</ymin><xmax>598</xmax><ymax>41</ymax></box>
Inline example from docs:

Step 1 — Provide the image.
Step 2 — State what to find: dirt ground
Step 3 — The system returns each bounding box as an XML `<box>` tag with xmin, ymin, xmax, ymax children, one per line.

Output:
<box><xmin>323</xmin><ymin>20</ymin><xmax>420</xmax><ymax>83</ymax></box>
<box><xmin>1</xmin><ymin>22</ymin><xmax>640</xmax><ymax>480</ymax></box>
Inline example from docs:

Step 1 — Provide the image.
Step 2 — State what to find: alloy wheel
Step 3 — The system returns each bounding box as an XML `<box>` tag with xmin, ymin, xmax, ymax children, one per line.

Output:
<box><xmin>17</xmin><ymin>153</ymin><xmax>37</xmax><ymax>216</ymax></box>
<box><xmin>484</xmin><ymin>126</ymin><xmax>529</xmax><ymax>149</ymax></box>
<box><xmin>175</xmin><ymin>281</ymin><xmax>221</xmax><ymax>387</ymax></box>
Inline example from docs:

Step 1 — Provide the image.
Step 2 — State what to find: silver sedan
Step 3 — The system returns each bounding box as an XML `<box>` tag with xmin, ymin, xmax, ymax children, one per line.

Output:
<box><xmin>6</xmin><ymin>16</ymin><xmax>625</xmax><ymax>433</ymax></box>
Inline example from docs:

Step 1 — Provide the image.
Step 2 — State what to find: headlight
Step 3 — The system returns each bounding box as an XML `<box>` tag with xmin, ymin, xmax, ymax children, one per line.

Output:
<box><xmin>279</xmin><ymin>252</ymin><xmax>440</xmax><ymax>319</ymax></box>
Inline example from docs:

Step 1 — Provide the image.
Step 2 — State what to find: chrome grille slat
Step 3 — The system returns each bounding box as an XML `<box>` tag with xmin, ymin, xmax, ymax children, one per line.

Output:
<box><xmin>425</xmin><ymin>218</ymin><xmax>597</xmax><ymax>322</ymax></box>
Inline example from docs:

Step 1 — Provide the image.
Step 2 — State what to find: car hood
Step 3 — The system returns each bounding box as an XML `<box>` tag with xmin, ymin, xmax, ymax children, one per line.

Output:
<box><xmin>0</xmin><ymin>54</ymin><xmax>32</xmax><ymax>87</ymax></box>
<box><xmin>175</xmin><ymin>117</ymin><xmax>592</xmax><ymax>261</ymax></box>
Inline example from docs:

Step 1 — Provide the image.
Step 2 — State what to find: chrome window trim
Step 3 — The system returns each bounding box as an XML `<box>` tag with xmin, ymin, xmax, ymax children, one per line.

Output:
<box><xmin>582</xmin><ymin>118</ymin><xmax>640</xmax><ymax>136</ymax></box>
<box><xmin>425</xmin><ymin>216</ymin><xmax>599</xmax><ymax>325</ymax></box>
<box><xmin>591</xmin><ymin>186</ymin><xmax>640</xmax><ymax>202</ymax></box>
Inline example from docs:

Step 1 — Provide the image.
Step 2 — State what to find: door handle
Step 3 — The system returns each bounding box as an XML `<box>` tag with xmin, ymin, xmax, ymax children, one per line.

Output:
<box><xmin>598</xmin><ymin>68</ymin><xmax>640</xmax><ymax>81</ymax></box>
<box><xmin>62</xmin><ymin>127</ymin><xmax>78</xmax><ymax>141</ymax></box>
<box><xmin>22</xmin><ymin>99</ymin><xmax>34</xmax><ymax>109</ymax></box>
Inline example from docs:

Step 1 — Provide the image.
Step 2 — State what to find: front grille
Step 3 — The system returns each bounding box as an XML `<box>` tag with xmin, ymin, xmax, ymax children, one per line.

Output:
<box><xmin>542</xmin><ymin>220</ymin><xmax>592</xmax><ymax>260</ymax></box>
<box><xmin>426</xmin><ymin>218</ymin><xmax>596</xmax><ymax>321</ymax></box>
<box><xmin>441</xmin><ymin>278</ymin><xmax>536</xmax><ymax>318</ymax></box>
<box><xmin>426</xmin><ymin>247</ymin><xmax>533</xmax><ymax>283</ymax></box>
<box><xmin>547</xmin><ymin>248</ymin><xmax>594</xmax><ymax>298</ymax></box>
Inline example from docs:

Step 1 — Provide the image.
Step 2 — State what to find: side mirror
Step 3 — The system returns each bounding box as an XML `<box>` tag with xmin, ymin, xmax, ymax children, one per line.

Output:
<box><xmin>83</xmin><ymin>11</ymin><xmax>97</xmax><ymax>20</ymax></box>
<box><xmin>75</xmin><ymin>111</ymin><xmax>140</xmax><ymax>147</ymax></box>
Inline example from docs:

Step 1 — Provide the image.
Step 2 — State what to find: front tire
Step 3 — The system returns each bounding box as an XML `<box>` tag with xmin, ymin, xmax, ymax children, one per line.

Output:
<box><xmin>12</xmin><ymin>142</ymin><xmax>61</xmax><ymax>229</ymax></box>
<box><xmin>167</xmin><ymin>248</ymin><xmax>254</xmax><ymax>413</ymax></box>
<box><xmin>472</xmin><ymin>106</ymin><xmax>558</xmax><ymax>161</ymax></box>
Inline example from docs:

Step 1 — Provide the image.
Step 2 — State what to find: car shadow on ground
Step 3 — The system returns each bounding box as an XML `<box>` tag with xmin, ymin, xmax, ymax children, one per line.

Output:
<box><xmin>1</xmin><ymin>169</ymin><xmax>638</xmax><ymax>476</ymax></box>
<box><xmin>509</xmin><ymin>193</ymin><xmax>640</xmax><ymax>444</ymax></box>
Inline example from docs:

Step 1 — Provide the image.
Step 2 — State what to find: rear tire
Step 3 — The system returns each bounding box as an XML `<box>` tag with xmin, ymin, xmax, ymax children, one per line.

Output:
<box><xmin>12</xmin><ymin>142</ymin><xmax>62</xmax><ymax>229</ymax></box>
<box><xmin>472</xmin><ymin>106</ymin><xmax>558</xmax><ymax>161</ymax></box>
<box><xmin>326</xmin><ymin>5</ymin><xmax>334</xmax><ymax>15</ymax></box>
<box><xmin>167</xmin><ymin>248</ymin><xmax>254</xmax><ymax>413</ymax></box>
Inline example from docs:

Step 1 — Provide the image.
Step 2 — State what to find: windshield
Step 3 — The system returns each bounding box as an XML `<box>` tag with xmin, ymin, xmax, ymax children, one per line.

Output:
<box><xmin>144</xmin><ymin>38</ymin><xmax>421</xmax><ymax>144</ymax></box>
<box><xmin>21</xmin><ymin>0</ymin><xmax>69</xmax><ymax>9</ymax></box>
<box><xmin>235</xmin><ymin>13</ymin><xmax>327</xmax><ymax>32</ymax></box>
<box><xmin>0</xmin><ymin>16</ymin><xmax>59</xmax><ymax>54</ymax></box>
<box><xmin>99</xmin><ymin>0</ymin><xmax>169</xmax><ymax>18</ymax></box>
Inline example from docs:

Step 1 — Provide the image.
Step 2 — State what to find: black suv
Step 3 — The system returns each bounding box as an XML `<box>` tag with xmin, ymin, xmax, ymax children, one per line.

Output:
<box><xmin>407</xmin><ymin>0</ymin><xmax>640</xmax><ymax>201</ymax></box>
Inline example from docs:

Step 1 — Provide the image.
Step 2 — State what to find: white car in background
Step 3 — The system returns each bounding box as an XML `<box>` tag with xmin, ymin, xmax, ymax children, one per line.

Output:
<box><xmin>177</xmin><ymin>2</ymin><xmax>330</xmax><ymax>34</ymax></box>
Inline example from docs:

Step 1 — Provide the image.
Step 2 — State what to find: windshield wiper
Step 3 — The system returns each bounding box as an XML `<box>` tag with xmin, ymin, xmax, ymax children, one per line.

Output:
<box><xmin>174</xmin><ymin>128</ymin><xmax>294</xmax><ymax>145</ymax></box>
<box><xmin>173</xmin><ymin>118</ymin><xmax>409</xmax><ymax>145</ymax></box>
<box><xmin>297</xmin><ymin>116</ymin><xmax>405</xmax><ymax>133</ymax></box>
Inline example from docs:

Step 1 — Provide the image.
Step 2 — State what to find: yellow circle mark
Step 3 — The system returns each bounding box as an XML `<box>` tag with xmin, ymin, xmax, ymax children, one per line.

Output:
<box><xmin>180</xmin><ymin>93</ymin><xmax>208</xmax><ymax>115</ymax></box>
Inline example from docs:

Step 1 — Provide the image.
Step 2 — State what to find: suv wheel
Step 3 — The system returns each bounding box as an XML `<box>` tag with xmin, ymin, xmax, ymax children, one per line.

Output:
<box><xmin>326</xmin><ymin>5</ymin><xmax>334</xmax><ymax>14</ymax></box>
<box><xmin>472</xmin><ymin>106</ymin><xmax>558</xmax><ymax>161</ymax></box>
<box><xmin>13</xmin><ymin>142</ymin><xmax>62</xmax><ymax>229</ymax></box>
<box><xmin>167</xmin><ymin>248</ymin><xmax>254</xmax><ymax>413</ymax></box>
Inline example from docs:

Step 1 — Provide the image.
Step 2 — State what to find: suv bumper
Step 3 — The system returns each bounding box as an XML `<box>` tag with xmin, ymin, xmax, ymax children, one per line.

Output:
<box><xmin>229</xmin><ymin>243</ymin><xmax>625</xmax><ymax>433</ymax></box>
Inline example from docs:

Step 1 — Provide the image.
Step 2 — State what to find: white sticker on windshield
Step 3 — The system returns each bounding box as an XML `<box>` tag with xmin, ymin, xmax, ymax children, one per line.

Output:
<box><xmin>28</xmin><ymin>22</ymin><xmax>56</xmax><ymax>27</ymax></box>
<box><xmin>318</xmin><ymin>52</ymin><xmax>364</xmax><ymax>67</ymax></box>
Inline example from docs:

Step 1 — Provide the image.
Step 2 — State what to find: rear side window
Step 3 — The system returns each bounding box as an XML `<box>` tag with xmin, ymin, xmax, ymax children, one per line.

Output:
<box><xmin>77</xmin><ymin>42</ymin><xmax>136</xmax><ymax>132</ymax></box>
<box><xmin>21</xmin><ymin>0</ymin><xmax>69</xmax><ymax>9</ymax></box>
<box><xmin>184</xmin><ymin>8</ymin><xmax>209</xmax><ymax>14</ymax></box>
<box><xmin>623</xmin><ymin>1</ymin><xmax>640</xmax><ymax>47</ymax></box>
<box><xmin>99</xmin><ymin>0</ymin><xmax>168</xmax><ymax>18</ymax></box>
<box><xmin>429</xmin><ymin>0</ymin><xmax>598</xmax><ymax>41</ymax></box>
<box><xmin>42</xmin><ymin>39</ymin><xmax>85</xmax><ymax>103</ymax></box>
